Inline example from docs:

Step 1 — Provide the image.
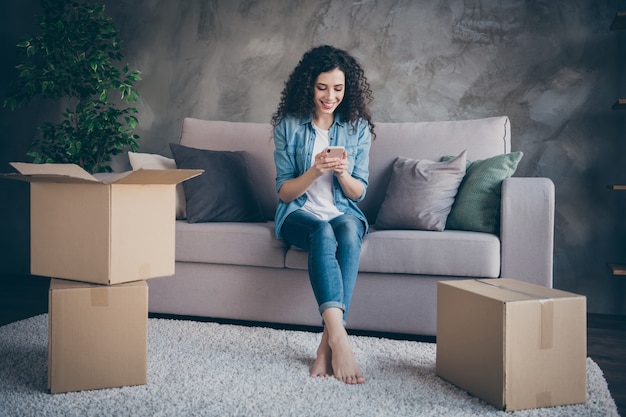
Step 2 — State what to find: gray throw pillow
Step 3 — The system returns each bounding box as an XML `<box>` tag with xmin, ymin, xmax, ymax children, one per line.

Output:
<box><xmin>170</xmin><ymin>143</ymin><xmax>266</xmax><ymax>223</ymax></box>
<box><xmin>375</xmin><ymin>150</ymin><xmax>467</xmax><ymax>231</ymax></box>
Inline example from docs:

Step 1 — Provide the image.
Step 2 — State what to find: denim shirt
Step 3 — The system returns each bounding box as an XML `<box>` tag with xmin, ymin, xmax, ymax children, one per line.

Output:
<box><xmin>273</xmin><ymin>114</ymin><xmax>371</xmax><ymax>239</ymax></box>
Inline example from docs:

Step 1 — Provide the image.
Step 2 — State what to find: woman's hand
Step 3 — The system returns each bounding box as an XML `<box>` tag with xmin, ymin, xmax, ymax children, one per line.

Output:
<box><xmin>325</xmin><ymin>150</ymin><xmax>363</xmax><ymax>201</ymax></box>
<box><xmin>330</xmin><ymin>150</ymin><xmax>350</xmax><ymax>178</ymax></box>
<box><xmin>277</xmin><ymin>150</ymin><xmax>343</xmax><ymax>203</ymax></box>
<box><xmin>278</xmin><ymin>149</ymin><xmax>362</xmax><ymax>203</ymax></box>
<box><xmin>312</xmin><ymin>149</ymin><xmax>345</xmax><ymax>176</ymax></box>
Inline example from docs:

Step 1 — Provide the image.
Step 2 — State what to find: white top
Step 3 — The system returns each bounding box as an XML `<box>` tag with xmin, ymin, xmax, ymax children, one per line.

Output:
<box><xmin>302</xmin><ymin>125</ymin><xmax>343</xmax><ymax>220</ymax></box>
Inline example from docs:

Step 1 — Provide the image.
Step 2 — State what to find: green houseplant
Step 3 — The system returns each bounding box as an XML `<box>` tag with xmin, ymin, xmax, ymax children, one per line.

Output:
<box><xmin>4</xmin><ymin>0</ymin><xmax>141</xmax><ymax>173</ymax></box>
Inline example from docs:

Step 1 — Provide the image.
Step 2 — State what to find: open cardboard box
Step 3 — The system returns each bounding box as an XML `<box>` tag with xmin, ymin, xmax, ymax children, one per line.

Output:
<box><xmin>436</xmin><ymin>278</ymin><xmax>587</xmax><ymax>411</ymax></box>
<box><xmin>1</xmin><ymin>162</ymin><xmax>202</xmax><ymax>285</ymax></box>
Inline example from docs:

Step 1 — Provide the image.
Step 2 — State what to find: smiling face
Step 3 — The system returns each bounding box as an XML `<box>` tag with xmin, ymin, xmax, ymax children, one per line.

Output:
<box><xmin>313</xmin><ymin>68</ymin><xmax>345</xmax><ymax>120</ymax></box>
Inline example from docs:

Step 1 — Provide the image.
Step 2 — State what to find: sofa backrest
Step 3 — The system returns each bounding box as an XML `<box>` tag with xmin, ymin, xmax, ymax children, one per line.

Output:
<box><xmin>178</xmin><ymin>116</ymin><xmax>511</xmax><ymax>223</ymax></box>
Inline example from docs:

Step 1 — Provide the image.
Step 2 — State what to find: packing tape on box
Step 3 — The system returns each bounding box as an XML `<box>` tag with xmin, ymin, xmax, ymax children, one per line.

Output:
<box><xmin>539</xmin><ymin>299</ymin><xmax>554</xmax><ymax>350</ymax></box>
<box><xmin>536</xmin><ymin>391</ymin><xmax>553</xmax><ymax>408</ymax></box>
<box><xmin>91</xmin><ymin>287</ymin><xmax>109</xmax><ymax>307</ymax></box>
<box><xmin>476</xmin><ymin>280</ymin><xmax>554</xmax><ymax>350</ymax></box>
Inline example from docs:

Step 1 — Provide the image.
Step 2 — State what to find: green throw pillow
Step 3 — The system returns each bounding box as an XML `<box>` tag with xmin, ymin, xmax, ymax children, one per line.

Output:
<box><xmin>442</xmin><ymin>151</ymin><xmax>523</xmax><ymax>234</ymax></box>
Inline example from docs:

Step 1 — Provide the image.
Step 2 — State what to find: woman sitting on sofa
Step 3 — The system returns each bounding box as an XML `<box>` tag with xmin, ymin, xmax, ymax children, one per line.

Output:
<box><xmin>271</xmin><ymin>45</ymin><xmax>375</xmax><ymax>384</ymax></box>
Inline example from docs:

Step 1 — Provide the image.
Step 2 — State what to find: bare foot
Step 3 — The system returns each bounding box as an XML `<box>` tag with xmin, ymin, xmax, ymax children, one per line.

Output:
<box><xmin>310</xmin><ymin>327</ymin><xmax>333</xmax><ymax>378</ymax></box>
<box><xmin>328</xmin><ymin>328</ymin><xmax>365</xmax><ymax>384</ymax></box>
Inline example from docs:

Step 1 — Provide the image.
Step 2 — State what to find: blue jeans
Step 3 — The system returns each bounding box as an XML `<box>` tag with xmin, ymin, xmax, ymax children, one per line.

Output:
<box><xmin>281</xmin><ymin>210</ymin><xmax>366</xmax><ymax>323</ymax></box>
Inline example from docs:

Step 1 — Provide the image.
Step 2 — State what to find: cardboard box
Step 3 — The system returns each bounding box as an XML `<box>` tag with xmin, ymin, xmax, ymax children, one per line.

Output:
<box><xmin>436</xmin><ymin>278</ymin><xmax>587</xmax><ymax>411</ymax></box>
<box><xmin>48</xmin><ymin>278</ymin><xmax>148</xmax><ymax>394</ymax></box>
<box><xmin>2</xmin><ymin>163</ymin><xmax>201</xmax><ymax>284</ymax></box>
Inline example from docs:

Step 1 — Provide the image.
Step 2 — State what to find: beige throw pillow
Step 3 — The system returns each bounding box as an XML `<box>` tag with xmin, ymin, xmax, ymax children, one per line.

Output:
<box><xmin>128</xmin><ymin>151</ymin><xmax>187</xmax><ymax>219</ymax></box>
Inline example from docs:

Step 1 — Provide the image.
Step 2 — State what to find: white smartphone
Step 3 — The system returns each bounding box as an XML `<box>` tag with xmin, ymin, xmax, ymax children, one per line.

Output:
<box><xmin>324</xmin><ymin>146</ymin><xmax>345</xmax><ymax>158</ymax></box>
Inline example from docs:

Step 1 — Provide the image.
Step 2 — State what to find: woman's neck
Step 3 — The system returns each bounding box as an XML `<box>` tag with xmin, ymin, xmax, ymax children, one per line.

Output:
<box><xmin>313</xmin><ymin>114</ymin><xmax>334</xmax><ymax>131</ymax></box>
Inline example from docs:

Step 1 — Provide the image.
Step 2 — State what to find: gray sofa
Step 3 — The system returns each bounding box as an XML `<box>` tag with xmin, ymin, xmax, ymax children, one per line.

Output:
<box><xmin>147</xmin><ymin>116</ymin><xmax>555</xmax><ymax>336</ymax></box>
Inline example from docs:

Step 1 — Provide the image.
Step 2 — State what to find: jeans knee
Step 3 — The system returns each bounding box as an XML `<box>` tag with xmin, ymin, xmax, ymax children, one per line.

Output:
<box><xmin>333</xmin><ymin>217</ymin><xmax>364</xmax><ymax>246</ymax></box>
<box><xmin>340</xmin><ymin>221</ymin><xmax>360</xmax><ymax>237</ymax></box>
<box><xmin>309</xmin><ymin>222</ymin><xmax>337</xmax><ymax>246</ymax></box>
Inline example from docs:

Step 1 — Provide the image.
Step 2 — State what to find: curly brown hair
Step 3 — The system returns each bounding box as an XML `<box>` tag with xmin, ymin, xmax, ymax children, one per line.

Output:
<box><xmin>271</xmin><ymin>45</ymin><xmax>375</xmax><ymax>138</ymax></box>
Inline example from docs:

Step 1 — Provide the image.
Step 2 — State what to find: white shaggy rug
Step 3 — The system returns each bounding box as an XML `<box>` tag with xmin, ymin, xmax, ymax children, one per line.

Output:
<box><xmin>0</xmin><ymin>314</ymin><xmax>619</xmax><ymax>417</ymax></box>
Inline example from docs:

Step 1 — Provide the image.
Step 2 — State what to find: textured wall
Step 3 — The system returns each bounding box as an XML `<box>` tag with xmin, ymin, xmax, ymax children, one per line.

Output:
<box><xmin>1</xmin><ymin>0</ymin><xmax>625</xmax><ymax>315</ymax></box>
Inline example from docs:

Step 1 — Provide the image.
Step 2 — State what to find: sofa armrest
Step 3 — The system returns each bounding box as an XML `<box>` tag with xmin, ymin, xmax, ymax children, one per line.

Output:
<box><xmin>500</xmin><ymin>177</ymin><xmax>555</xmax><ymax>288</ymax></box>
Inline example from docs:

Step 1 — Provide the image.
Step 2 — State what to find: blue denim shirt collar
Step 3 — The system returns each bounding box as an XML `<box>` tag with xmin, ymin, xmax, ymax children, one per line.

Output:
<box><xmin>298</xmin><ymin>113</ymin><xmax>347</xmax><ymax>128</ymax></box>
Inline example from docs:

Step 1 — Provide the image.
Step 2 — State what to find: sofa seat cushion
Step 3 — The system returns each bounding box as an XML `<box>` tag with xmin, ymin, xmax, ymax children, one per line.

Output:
<box><xmin>285</xmin><ymin>229</ymin><xmax>501</xmax><ymax>277</ymax></box>
<box><xmin>176</xmin><ymin>221</ymin><xmax>287</xmax><ymax>268</ymax></box>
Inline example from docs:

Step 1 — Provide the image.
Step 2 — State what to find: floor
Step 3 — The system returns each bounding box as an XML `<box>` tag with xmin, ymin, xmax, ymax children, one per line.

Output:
<box><xmin>1</xmin><ymin>274</ymin><xmax>624</xmax><ymax>416</ymax></box>
<box><xmin>587</xmin><ymin>313</ymin><xmax>626</xmax><ymax>416</ymax></box>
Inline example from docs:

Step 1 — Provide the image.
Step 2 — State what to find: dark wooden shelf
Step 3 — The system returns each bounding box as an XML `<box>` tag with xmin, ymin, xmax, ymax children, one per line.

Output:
<box><xmin>608</xmin><ymin>264</ymin><xmax>626</xmax><ymax>275</ymax></box>
<box><xmin>612</xmin><ymin>99</ymin><xmax>626</xmax><ymax>110</ymax></box>
<box><xmin>611</xmin><ymin>11</ymin><xmax>626</xmax><ymax>30</ymax></box>
<box><xmin>607</xmin><ymin>188</ymin><xmax>625</xmax><ymax>274</ymax></box>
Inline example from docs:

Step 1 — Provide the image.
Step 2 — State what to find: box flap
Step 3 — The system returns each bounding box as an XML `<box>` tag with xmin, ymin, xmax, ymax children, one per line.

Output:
<box><xmin>2</xmin><ymin>163</ymin><xmax>203</xmax><ymax>186</ymax></box>
<box><xmin>106</xmin><ymin>168</ymin><xmax>203</xmax><ymax>185</ymax></box>
<box><xmin>5</xmin><ymin>162</ymin><xmax>98</xmax><ymax>183</ymax></box>
<box><xmin>477</xmin><ymin>278</ymin><xmax>580</xmax><ymax>301</ymax></box>
<box><xmin>450</xmin><ymin>279</ymin><xmax>581</xmax><ymax>303</ymax></box>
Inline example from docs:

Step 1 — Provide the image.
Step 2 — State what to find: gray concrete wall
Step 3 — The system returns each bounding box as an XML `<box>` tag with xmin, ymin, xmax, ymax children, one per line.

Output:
<box><xmin>1</xmin><ymin>0</ymin><xmax>625</xmax><ymax>315</ymax></box>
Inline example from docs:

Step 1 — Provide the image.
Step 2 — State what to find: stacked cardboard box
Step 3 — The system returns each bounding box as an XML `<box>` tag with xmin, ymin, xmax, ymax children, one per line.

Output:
<box><xmin>2</xmin><ymin>163</ymin><xmax>201</xmax><ymax>393</ymax></box>
<box><xmin>436</xmin><ymin>278</ymin><xmax>587</xmax><ymax>411</ymax></box>
<box><xmin>48</xmin><ymin>279</ymin><xmax>149</xmax><ymax>393</ymax></box>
